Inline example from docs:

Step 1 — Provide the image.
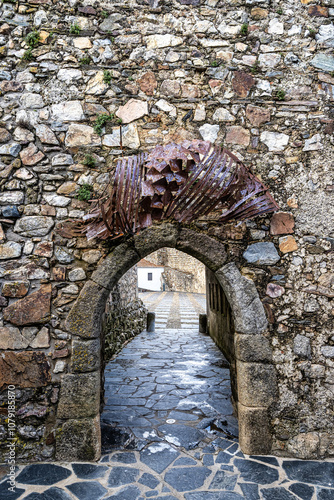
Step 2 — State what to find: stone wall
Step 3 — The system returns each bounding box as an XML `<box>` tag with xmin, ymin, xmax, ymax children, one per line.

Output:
<box><xmin>148</xmin><ymin>248</ymin><xmax>206</xmax><ymax>293</ymax></box>
<box><xmin>206</xmin><ymin>267</ymin><xmax>237</xmax><ymax>405</ymax></box>
<box><xmin>0</xmin><ymin>0</ymin><xmax>333</xmax><ymax>462</ymax></box>
<box><xmin>104</xmin><ymin>266</ymin><xmax>147</xmax><ymax>361</ymax></box>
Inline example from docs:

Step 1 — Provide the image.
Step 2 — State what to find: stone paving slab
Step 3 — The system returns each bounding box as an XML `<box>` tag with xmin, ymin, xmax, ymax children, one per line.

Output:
<box><xmin>2</xmin><ymin>292</ymin><xmax>333</xmax><ymax>500</ymax></box>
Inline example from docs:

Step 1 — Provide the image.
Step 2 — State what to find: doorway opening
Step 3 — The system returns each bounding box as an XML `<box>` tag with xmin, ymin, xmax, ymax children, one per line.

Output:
<box><xmin>63</xmin><ymin>224</ymin><xmax>275</xmax><ymax>460</ymax></box>
<box><xmin>100</xmin><ymin>248</ymin><xmax>238</xmax><ymax>455</ymax></box>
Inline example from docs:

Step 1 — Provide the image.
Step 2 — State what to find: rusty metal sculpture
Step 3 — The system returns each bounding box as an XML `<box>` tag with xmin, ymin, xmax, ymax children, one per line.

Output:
<box><xmin>59</xmin><ymin>140</ymin><xmax>279</xmax><ymax>241</ymax></box>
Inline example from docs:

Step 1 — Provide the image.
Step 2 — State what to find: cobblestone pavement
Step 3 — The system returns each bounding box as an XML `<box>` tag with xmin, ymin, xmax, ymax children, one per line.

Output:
<box><xmin>1</xmin><ymin>292</ymin><xmax>334</xmax><ymax>500</ymax></box>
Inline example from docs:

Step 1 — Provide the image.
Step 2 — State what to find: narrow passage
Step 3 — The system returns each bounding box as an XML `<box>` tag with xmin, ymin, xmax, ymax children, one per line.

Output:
<box><xmin>101</xmin><ymin>291</ymin><xmax>238</xmax><ymax>453</ymax></box>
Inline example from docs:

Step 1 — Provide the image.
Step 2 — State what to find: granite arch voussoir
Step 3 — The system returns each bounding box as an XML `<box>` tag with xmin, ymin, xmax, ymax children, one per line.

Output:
<box><xmin>63</xmin><ymin>224</ymin><xmax>275</xmax><ymax>458</ymax></box>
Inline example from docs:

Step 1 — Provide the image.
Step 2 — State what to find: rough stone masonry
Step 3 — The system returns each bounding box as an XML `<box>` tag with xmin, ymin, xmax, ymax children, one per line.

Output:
<box><xmin>0</xmin><ymin>0</ymin><xmax>333</xmax><ymax>462</ymax></box>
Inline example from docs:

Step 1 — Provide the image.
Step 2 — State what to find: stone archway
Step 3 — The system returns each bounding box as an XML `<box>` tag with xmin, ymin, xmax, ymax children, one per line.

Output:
<box><xmin>57</xmin><ymin>224</ymin><xmax>277</xmax><ymax>461</ymax></box>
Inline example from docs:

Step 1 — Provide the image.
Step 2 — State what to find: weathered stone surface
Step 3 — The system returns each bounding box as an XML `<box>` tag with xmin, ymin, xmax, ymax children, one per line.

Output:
<box><xmin>138</xmin><ymin>71</ymin><xmax>157</xmax><ymax>95</ymax></box>
<box><xmin>65</xmin><ymin>124</ymin><xmax>101</xmax><ymax>147</ymax></box>
<box><xmin>0</xmin><ymin>142</ymin><xmax>21</xmax><ymax>157</ymax></box>
<box><xmin>20</xmin><ymin>143</ymin><xmax>45</xmax><ymax>166</ymax></box>
<box><xmin>251</xmin><ymin>7</ymin><xmax>269</xmax><ymax>19</ymax></box>
<box><xmin>266</xmin><ymin>283</ymin><xmax>285</xmax><ymax>298</ymax></box>
<box><xmin>15</xmin><ymin>168</ymin><xmax>33</xmax><ymax>181</ymax></box>
<box><xmin>246</xmin><ymin>105</ymin><xmax>270</xmax><ymax>127</ymax></box>
<box><xmin>73</xmin><ymin>37</ymin><xmax>92</xmax><ymax>49</ymax></box>
<box><xmin>243</xmin><ymin>242</ymin><xmax>280</xmax><ymax>265</ymax></box>
<box><xmin>81</xmin><ymin>250</ymin><xmax>101</xmax><ymax>264</ymax></box>
<box><xmin>68</xmin><ymin>268</ymin><xmax>86</xmax><ymax>281</ymax></box>
<box><xmin>20</xmin><ymin>93</ymin><xmax>44</xmax><ymax>109</ymax></box>
<box><xmin>0</xmin><ymin>191</ymin><xmax>24</xmax><ymax>205</ymax></box>
<box><xmin>54</xmin><ymin>246</ymin><xmax>74</xmax><ymax>263</ymax></box>
<box><xmin>52</xmin><ymin>154</ymin><xmax>73</xmax><ymax>166</ymax></box>
<box><xmin>160</xmin><ymin>80</ymin><xmax>181</xmax><ymax>97</ymax></box>
<box><xmin>30</xmin><ymin>326</ymin><xmax>50</xmax><ymax>348</ymax></box>
<box><xmin>0</xmin><ymin>326</ymin><xmax>29</xmax><ymax>349</ymax></box>
<box><xmin>13</xmin><ymin>127</ymin><xmax>34</xmax><ymax>143</ymax></box>
<box><xmin>2</xmin><ymin>280</ymin><xmax>29</xmax><ymax>297</ymax></box>
<box><xmin>86</xmin><ymin>71</ymin><xmax>109</xmax><ymax>95</ymax></box>
<box><xmin>176</xmin><ymin>228</ymin><xmax>227</xmax><ymax>272</ymax></box>
<box><xmin>14</xmin><ymin>216</ymin><xmax>54</xmax><ymax>236</ymax></box>
<box><xmin>212</xmin><ymin>108</ymin><xmax>235</xmax><ymax>122</ymax></box>
<box><xmin>321</xmin><ymin>346</ymin><xmax>334</xmax><ymax>358</ymax></box>
<box><xmin>99</xmin><ymin>14</ymin><xmax>123</xmax><ymax>32</ymax></box>
<box><xmin>102</xmin><ymin>124</ymin><xmax>140</xmax><ymax>149</ymax></box>
<box><xmin>0</xmin><ymin>259</ymin><xmax>49</xmax><ymax>281</ymax></box>
<box><xmin>235</xmin><ymin>334</ymin><xmax>272</xmax><ymax>362</ymax></box>
<box><xmin>0</xmin><ymin>351</ymin><xmax>51</xmax><ymax>390</ymax></box>
<box><xmin>72</xmin><ymin>339</ymin><xmax>101</xmax><ymax>372</ymax></box>
<box><xmin>268</xmin><ymin>18</ymin><xmax>284</xmax><ymax>34</ymax></box>
<box><xmin>270</xmin><ymin>212</ymin><xmax>295</xmax><ymax>235</ymax></box>
<box><xmin>43</xmin><ymin>194</ymin><xmax>71</xmax><ymax>207</ymax></box>
<box><xmin>56</xmin><ymin>416</ymin><xmax>101</xmax><ymax>461</ymax></box>
<box><xmin>260</xmin><ymin>131</ymin><xmax>289</xmax><ymax>152</ymax></box>
<box><xmin>57</xmin><ymin>372</ymin><xmax>100</xmax><ymax>418</ymax></box>
<box><xmin>35</xmin><ymin>124</ymin><xmax>59</xmax><ymax>145</ymax></box>
<box><xmin>303</xmin><ymin>133</ymin><xmax>323</xmax><ymax>152</ymax></box>
<box><xmin>216</xmin><ymin>262</ymin><xmax>268</xmax><ymax>335</ymax></box>
<box><xmin>294</xmin><ymin>334</ymin><xmax>311</xmax><ymax>359</ymax></box>
<box><xmin>279</xmin><ymin>235</ymin><xmax>298</xmax><ymax>253</ymax></box>
<box><xmin>57</xmin><ymin>182</ymin><xmax>77</xmax><ymax>196</ymax></box>
<box><xmin>91</xmin><ymin>244</ymin><xmax>139</xmax><ymax>290</ymax></box>
<box><xmin>3</xmin><ymin>284</ymin><xmax>51</xmax><ymax>325</ymax></box>
<box><xmin>165</xmin><ymin>466</ymin><xmax>211</xmax><ymax>491</ymax></box>
<box><xmin>310</xmin><ymin>54</ymin><xmax>334</xmax><ymax>72</ymax></box>
<box><xmin>226</xmin><ymin>126</ymin><xmax>250</xmax><ymax>146</ymax></box>
<box><xmin>259</xmin><ymin>53</ymin><xmax>281</xmax><ymax>68</ymax></box>
<box><xmin>237</xmin><ymin>361</ymin><xmax>277</xmax><ymax>407</ymax></box>
<box><xmin>51</xmin><ymin>100</ymin><xmax>85</xmax><ymax>122</ymax></box>
<box><xmin>0</xmin><ymin>128</ymin><xmax>11</xmax><ymax>143</ymax></box>
<box><xmin>0</xmin><ymin>241</ymin><xmax>21</xmax><ymax>260</ymax></box>
<box><xmin>140</xmin><ymin>443</ymin><xmax>179</xmax><ymax>474</ymax></box>
<box><xmin>66</xmin><ymin>280</ymin><xmax>109</xmax><ymax>338</ymax></box>
<box><xmin>199</xmin><ymin>124</ymin><xmax>219</xmax><ymax>142</ymax></box>
<box><xmin>116</xmin><ymin>99</ymin><xmax>148</xmax><ymax>124</ymax></box>
<box><xmin>308</xmin><ymin>5</ymin><xmax>328</xmax><ymax>17</ymax></box>
<box><xmin>57</xmin><ymin>68</ymin><xmax>82</xmax><ymax>84</ymax></box>
<box><xmin>238</xmin><ymin>404</ymin><xmax>272</xmax><ymax>455</ymax></box>
<box><xmin>146</xmin><ymin>34</ymin><xmax>183</xmax><ymax>50</ymax></box>
<box><xmin>193</xmin><ymin>104</ymin><xmax>206</xmax><ymax>121</ymax></box>
<box><xmin>232</xmin><ymin>71</ymin><xmax>255</xmax><ymax>97</ymax></box>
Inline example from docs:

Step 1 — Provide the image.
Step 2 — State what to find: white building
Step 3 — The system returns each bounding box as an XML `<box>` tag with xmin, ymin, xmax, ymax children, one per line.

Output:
<box><xmin>137</xmin><ymin>259</ymin><xmax>165</xmax><ymax>292</ymax></box>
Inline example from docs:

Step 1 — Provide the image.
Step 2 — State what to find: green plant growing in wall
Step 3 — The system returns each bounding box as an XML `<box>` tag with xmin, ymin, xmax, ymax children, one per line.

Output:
<box><xmin>79</xmin><ymin>54</ymin><xmax>91</xmax><ymax>65</ymax></box>
<box><xmin>275</xmin><ymin>88</ymin><xmax>286</xmax><ymax>101</ymax></box>
<box><xmin>83</xmin><ymin>154</ymin><xmax>97</xmax><ymax>168</ymax></box>
<box><xmin>101</xmin><ymin>10</ymin><xmax>109</xmax><ymax>18</ymax></box>
<box><xmin>251</xmin><ymin>60</ymin><xmax>260</xmax><ymax>74</ymax></box>
<box><xmin>103</xmin><ymin>70</ymin><xmax>112</xmax><ymax>84</ymax></box>
<box><xmin>210</xmin><ymin>60</ymin><xmax>220</xmax><ymax>67</ymax></box>
<box><xmin>308</xmin><ymin>27</ymin><xmax>317</xmax><ymax>39</ymax></box>
<box><xmin>93</xmin><ymin>113</ymin><xmax>114</xmax><ymax>135</ymax></box>
<box><xmin>276</xmin><ymin>7</ymin><xmax>283</xmax><ymax>15</ymax></box>
<box><xmin>70</xmin><ymin>23</ymin><xmax>81</xmax><ymax>35</ymax></box>
<box><xmin>21</xmin><ymin>49</ymin><xmax>34</xmax><ymax>61</ymax></box>
<box><xmin>240</xmin><ymin>23</ymin><xmax>248</xmax><ymax>36</ymax></box>
<box><xmin>25</xmin><ymin>30</ymin><xmax>40</xmax><ymax>48</ymax></box>
<box><xmin>77</xmin><ymin>183</ymin><xmax>94</xmax><ymax>201</ymax></box>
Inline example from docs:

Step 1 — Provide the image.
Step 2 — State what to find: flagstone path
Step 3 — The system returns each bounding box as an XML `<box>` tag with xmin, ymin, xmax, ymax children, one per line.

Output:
<box><xmin>1</xmin><ymin>292</ymin><xmax>333</xmax><ymax>500</ymax></box>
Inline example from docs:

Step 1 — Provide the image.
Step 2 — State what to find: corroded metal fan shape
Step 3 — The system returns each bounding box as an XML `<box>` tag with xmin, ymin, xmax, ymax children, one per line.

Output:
<box><xmin>58</xmin><ymin>140</ymin><xmax>279</xmax><ymax>241</ymax></box>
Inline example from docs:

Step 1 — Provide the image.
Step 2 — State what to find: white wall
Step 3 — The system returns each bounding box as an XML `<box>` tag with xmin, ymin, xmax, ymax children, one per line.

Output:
<box><xmin>137</xmin><ymin>267</ymin><xmax>164</xmax><ymax>291</ymax></box>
